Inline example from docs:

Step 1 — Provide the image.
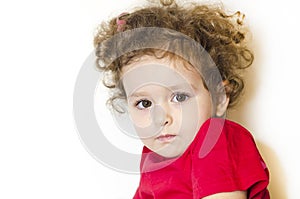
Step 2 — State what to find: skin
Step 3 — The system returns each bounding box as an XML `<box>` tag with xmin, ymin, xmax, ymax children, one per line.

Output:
<box><xmin>122</xmin><ymin>56</ymin><xmax>213</xmax><ymax>158</ymax></box>
<box><xmin>121</xmin><ymin>55</ymin><xmax>246</xmax><ymax>198</ymax></box>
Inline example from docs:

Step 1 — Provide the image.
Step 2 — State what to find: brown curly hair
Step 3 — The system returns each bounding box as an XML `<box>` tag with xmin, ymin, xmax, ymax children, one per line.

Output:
<box><xmin>94</xmin><ymin>0</ymin><xmax>253</xmax><ymax>110</ymax></box>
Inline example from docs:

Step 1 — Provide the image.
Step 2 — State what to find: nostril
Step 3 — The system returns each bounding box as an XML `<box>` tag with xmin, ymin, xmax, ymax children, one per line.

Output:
<box><xmin>164</xmin><ymin>116</ymin><xmax>173</xmax><ymax>126</ymax></box>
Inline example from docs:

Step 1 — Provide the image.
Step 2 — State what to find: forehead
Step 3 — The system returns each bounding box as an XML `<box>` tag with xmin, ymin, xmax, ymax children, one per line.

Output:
<box><xmin>121</xmin><ymin>56</ymin><xmax>203</xmax><ymax>95</ymax></box>
<box><xmin>121</xmin><ymin>55</ymin><xmax>202</xmax><ymax>80</ymax></box>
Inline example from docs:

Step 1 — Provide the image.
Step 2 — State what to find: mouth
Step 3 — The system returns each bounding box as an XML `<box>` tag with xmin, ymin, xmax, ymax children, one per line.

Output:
<box><xmin>156</xmin><ymin>134</ymin><xmax>177</xmax><ymax>142</ymax></box>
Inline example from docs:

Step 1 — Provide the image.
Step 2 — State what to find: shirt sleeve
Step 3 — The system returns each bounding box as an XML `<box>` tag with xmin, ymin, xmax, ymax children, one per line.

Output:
<box><xmin>190</xmin><ymin>119</ymin><xmax>270</xmax><ymax>199</ymax></box>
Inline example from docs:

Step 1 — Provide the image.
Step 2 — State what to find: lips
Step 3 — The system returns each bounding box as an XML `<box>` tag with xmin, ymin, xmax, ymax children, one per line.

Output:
<box><xmin>156</xmin><ymin>134</ymin><xmax>176</xmax><ymax>142</ymax></box>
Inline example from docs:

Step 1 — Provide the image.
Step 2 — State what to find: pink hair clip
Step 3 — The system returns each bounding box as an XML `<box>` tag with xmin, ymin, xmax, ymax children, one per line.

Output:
<box><xmin>116</xmin><ymin>12</ymin><xmax>129</xmax><ymax>32</ymax></box>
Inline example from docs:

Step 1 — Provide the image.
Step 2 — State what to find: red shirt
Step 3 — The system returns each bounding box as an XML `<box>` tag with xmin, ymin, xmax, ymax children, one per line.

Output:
<box><xmin>133</xmin><ymin>118</ymin><xmax>270</xmax><ymax>199</ymax></box>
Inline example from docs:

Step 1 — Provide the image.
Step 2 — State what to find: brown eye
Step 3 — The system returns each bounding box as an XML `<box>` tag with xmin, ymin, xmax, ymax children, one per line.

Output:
<box><xmin>136</xmin><ymin>100</ymin><xmax>152</xmax><ymax>109</ymax></box>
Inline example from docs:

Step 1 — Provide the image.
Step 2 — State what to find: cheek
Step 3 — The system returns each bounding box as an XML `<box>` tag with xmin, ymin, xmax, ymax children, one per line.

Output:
<box><xmin>195</xmin><ymin>93</ymin><xmax>213</xmax><ymax>120</ymax></box>
<box><xmin>178</xmin><ymin>100</ymin><xmax>199</xmax><ymax>133</ymax></box>
<box><xmin>170</xmin><ymin>105</ymin><xmax>183</xmax><ymax>127</ymax></box>
<box><xmin>128</xmin><ymin>108</ymin><xmax>152</xmax><ymax>128</ymax></box>
<box><xmin>179</xmin><ymin>94</ymin><xmax>213</xmax><ymax>135</ymax></box>
<box><xmin>128</xmin><ymin>108</ymin><xmax>163</xmax><ymax>140</ymax></box>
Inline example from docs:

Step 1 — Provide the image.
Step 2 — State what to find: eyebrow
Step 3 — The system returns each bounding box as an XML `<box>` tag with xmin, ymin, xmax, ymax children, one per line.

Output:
<box><xmin>168</xmin><ymin>83</ymin><xmax>196</xmax><ymax>91</ymax></box>
<box><xmin>128</xmin><ymin>91</ymin><xmax>150</xmax><ymax>98</ymax></box>
<box><xmin>128</xmin><ymin>83</ymin><xmax>197</xmax><ymax>98</ymax></box>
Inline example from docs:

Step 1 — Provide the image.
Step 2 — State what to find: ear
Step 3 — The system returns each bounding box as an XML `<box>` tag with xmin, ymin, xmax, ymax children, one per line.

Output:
<box><xmin>215</xmin><ymin>80</ymin><xmax>230</xmax><ymax>117</ymax></box>
<box><xmin>215</xmin><ymin>94</ymin><xmax>229</xmax><ymax>117</ymax></box>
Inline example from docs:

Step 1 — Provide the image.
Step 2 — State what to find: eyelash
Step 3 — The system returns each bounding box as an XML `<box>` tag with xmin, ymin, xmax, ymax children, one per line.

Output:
<box><xmin>134</xmin><ymin>92</ymin><xmax>191</xmax><ymax>110</ymax></box>
<box><xmin>135</xmin><ymin>99</ymin><xmax>152</xmax><ymax>110</ymax></box>
<box><xmin>171</xmin><ymin>92</ymin><xmax>190</xmax><ymax>103</ymax></box>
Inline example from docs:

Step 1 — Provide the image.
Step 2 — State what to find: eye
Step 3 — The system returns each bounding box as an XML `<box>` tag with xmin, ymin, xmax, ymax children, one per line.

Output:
<box><xmin>136</xmin><ymin>99</ymin><xmax>152</xmax><ymax>109</ymax></box>
<box><xmin>171</xmin><ymin>93</ymin><xmax>190</xmax><ymax>103</ymax></box>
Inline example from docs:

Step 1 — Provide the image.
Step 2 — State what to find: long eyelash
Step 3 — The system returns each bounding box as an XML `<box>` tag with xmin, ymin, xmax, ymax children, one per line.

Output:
<box><xmin>173</xmin><ymin>92</ymin><xmax>191</xmax><ymax>98</ymax></box>
<box><xmin>134</xmin><ymin>98</ymin><xmax>148</xmax><ymax>106</ymax></box>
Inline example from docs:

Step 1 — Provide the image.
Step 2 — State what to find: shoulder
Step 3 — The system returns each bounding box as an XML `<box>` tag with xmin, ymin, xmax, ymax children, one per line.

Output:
<box><xmin>191</xmin><ymin>118</ymin><xmax>257</xmax><ymax>159</ymax></box>
<box><xmin>223</xmin><ymin>119</ymin><xmax>255</xmax><ymax>140</ymax></box>
<box><xmin>213</xmin><ymin>118</ymin><xmax>255</xmax><ymax>141</ymax></box>
<box><xmin>191</xmin><ymin>118</ymin><xmax>270</xmax><ymax>198</ymax></box>
<box><xmin>223</xmin><ymin>119</ymin><xmax>258</xmax><ymax>152</ymax></box>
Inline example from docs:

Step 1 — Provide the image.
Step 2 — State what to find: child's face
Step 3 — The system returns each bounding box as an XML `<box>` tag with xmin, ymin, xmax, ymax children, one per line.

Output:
<box><xmin>121</xmin><ymin>56</ymin><xmax>215</xmax><ymax>158</ymax></box>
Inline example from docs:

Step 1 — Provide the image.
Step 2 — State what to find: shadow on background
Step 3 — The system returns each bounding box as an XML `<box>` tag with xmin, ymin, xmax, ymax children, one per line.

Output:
<box><xmin>227</xmin><ymin>35</ymin><xmax>287</xmax><ymax>198</ymax></box>
<box><xmin>257</xmin><ymin>141</ymin><xmax>287</xmax><ymax>199</ymax></box>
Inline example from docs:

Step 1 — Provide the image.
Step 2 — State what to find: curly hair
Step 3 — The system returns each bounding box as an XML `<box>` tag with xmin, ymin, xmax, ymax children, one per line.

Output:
<box><xmin>94</xmin><ymin>0</ymin><xmax>253</xmax><ymax>110</ymax></box>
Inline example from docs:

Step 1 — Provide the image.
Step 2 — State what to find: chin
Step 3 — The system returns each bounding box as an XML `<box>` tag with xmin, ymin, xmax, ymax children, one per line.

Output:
<box><xmin>155</xmin><ymin>145</ymin><xmax>183</xmax><ymax>158</ymax></box>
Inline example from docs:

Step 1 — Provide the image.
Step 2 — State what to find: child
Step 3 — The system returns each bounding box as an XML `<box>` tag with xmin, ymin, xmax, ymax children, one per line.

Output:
<box><xmin>94</xmin><ymin>0</ymin><xmax>270</xmax><ymax>198</ymax></box>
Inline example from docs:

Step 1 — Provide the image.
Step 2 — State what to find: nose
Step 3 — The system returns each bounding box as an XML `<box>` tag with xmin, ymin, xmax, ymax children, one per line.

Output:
<box><xmin>163</xmin><ymin>113</ymin><xmax>172</xmax><ymax>126</ymax></box>
<box><xmin>151</xmin><ymin>104</ymin><xmax>173</xmax><ymax>126</ymax></box>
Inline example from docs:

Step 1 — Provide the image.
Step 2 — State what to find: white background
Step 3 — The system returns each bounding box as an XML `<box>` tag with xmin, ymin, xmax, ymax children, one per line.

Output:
<box><xmin>0</xmin><ymin>0</ymin><xmax>299</xmax><ymax>198</ymax></box>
